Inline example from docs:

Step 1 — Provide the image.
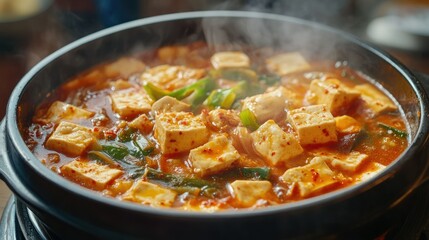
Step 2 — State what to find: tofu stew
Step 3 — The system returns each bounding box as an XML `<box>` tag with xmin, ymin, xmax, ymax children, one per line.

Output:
<box><xmin>24</xmin><ymin>42</ymin><xmax>408</xmax><ymax>211</ymax></box>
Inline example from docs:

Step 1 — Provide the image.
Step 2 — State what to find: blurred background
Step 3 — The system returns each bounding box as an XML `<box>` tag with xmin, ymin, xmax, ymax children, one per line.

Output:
<box><xmin>0</xmin><ymin>0</ymin><xmax>428</xmax><ymax>118</ymax></box>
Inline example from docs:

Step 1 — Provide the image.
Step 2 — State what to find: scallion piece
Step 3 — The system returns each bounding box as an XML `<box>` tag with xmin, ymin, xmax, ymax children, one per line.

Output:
<box><xmin>102</xmin><ymin>145</ymin><xmax>129</xmax><ymax>160</ymax></box>
<box><xmin>146</xmin><ymin>169</ymin><xmax>218</xmax><ymax>188</ymax></box>
<box><xmin>210</xmin><ymin>68</ymin><xmax>258</xmax><ymax>82</ymax></box>
<box><xmin>143</xmin><ymin>77</ymin><xmax>216</xmax><ymax>103</ymax></box>
<box><xmin>143</xmin><ymin>82</ymin><xmax>170</xmax><ymax>101</ymax></box>
<box><xmin>378</xmin><ymin>122</ymin><xmax>407</xmax><ymax>138</ymax></box>
<box><xmin>239</xmin><ymin>108</ymin><xmax>260</xmax><ymax>131</ymax></box>
<box><xmin>239</xmin><ymin>167</ymin><xmax>270</xmax><ymax>180</ymax></box>
<box><xmin>205</xmin><ymin>88</ymin><xmax>236</xmax><ymax>109</ymax></box>
<box><xmin>169</xmin><ymin>77</ymin><xmax>215</xmax><ymax>101</ymax></box>
<box><xmin>88</xmin><ymin>151</ymin><xmax>118</xmax><ymax>166</ymax></box>
<box><xmin>259</xmin><ymin>74</ymin><xmax>281</xmax><ymax>85</ymax></box>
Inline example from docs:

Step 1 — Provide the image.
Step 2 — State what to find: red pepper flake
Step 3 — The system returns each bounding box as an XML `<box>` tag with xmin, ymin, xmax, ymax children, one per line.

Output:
<box><xmin>271</xmin><ymin>151</ymin><xmax>276</xmax><ymax>156</ymax></box>
<box><xmin>202</xmin><ymin>148</ymin><xmax>213</xmax><ymax>154</ymax></box>
<box><xmin>322</xmin><ymin>128</ymin><xmax>330</xmax><ymax>137</ymax></box>
<box><xmin>311</xmin><ymin>169</ymin><xmax>319</xmax><ymax>181</ymax></box>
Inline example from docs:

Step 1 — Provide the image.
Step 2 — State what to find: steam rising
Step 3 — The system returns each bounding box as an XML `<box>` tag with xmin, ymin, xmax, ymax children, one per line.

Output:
<box><xmin>200</xmin><ymin>12</ymin><xmax>342</xmax><ymax>64</ymax></box>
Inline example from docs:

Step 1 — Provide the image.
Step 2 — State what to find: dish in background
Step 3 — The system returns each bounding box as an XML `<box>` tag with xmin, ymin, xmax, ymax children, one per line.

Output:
<box><xmin>367</xmin><ymin>5</ymin><xmax>429</xmax><ymax>52</ymax></box>
<box><xmin>0</xmin><ymin>0</ymin><xmax>52</xmax><ymax>40</ymax></box>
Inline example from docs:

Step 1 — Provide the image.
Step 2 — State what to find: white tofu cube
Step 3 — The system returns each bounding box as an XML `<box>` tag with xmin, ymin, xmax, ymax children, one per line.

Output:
<box><xmin>141</xmin><ymin>65</ymin><xmax>206</xmax><ymax>91</ymax></box>
<box><xmin>306</xmin><ymin>79</ymin><xmax>360</xmax><ymax>116</ymax></box>
<box><xmin>41</xmin><ymin>101</ymin><xmax>94</xmax><ymax>124</ymax></box>
<box><xmin>356</xmin><ymin>162</ymin><xmax>386</xmax><ymax>182</ymax></box>
<box><xmin>287</xmin><ymin>104</ymin><xmax>337</xmax><ymax>145</ymax></box>
<box><xmin>354</xmin><ymin>84</ymin><xmax>397</xmax><ymax>116</ymax></box>
<box><xmin>242</xmin><ymin>86</ymin><xmax>299</xmax><ymax>123</ymax></box>
<box><xmin>266</xmin><ymin>52</ymin><xmax>310</xmax><ymax>75</ymax></box>
<box><xmin>46</xmin><ymin>122</ymin><xmax>95</xmax><ymax>156</ymax></box>
<box><xmin>129</xmin><ymin>114</ymin><xmax>154</xmax><ymax>134</ymax></box>
<box><xmin>151</xmin><ymin>96</ymin><xmax>190</xmax><ymax>115</ymax></box>
<box><xmin>207</xmin><ymin>109</ymin><xmax>240</xmax><ymax>131</ymax></box>
<box><xmin>251</xmin><ymin>120</ymin><xmax>303</xmax><ymax>166</ymax></box>
<box><xmin>110</xmin><ymin>90</ymin><xmax>153</xmax><ymax>117</ymax></box>
<box><xmin>329</xmin><ymin>151</ymin><xmax>368</xmax><ymax>172</ymax></box>
<box><xmin>180</xmin><ymin>202</ymin><xmax>221</xmax><ymax>213</ymax></box>
<box><xmin>154</xmin><ymin>112</ymin><xmax>210</xmax><ymax>154</ymax></box>
<box><xmin>61</xmin><ymin>160</ymin><xmax>123</xmax><ymax>190</ymax></box>
<box><xmin>189</xmin><ymin>136</ymin><xmax>240</xmax><ymax>177</ymax></box>
<box><xmin>335</xmin><ymin>115</ymin><xmax>362</xmax><ymax>134</ymax></box>
<box><xmin>109</xmin><ymin>79</ymin><xmax>134</xmax><ymax>90</ymax></box>
<box><xmin>210</xmin><ymin>51</ymin><xmax>250</xmax><ymax>69</ymax></box>
<box><xmin>280</xmin><ymin>157</ymin><xmax>339</xmax><ymax>197</ymax></box>
<box><xmin>103</xmin><ymin>57</ymin><xmax>146</xmax><ymax>78</ymax></box>
<box><xmin>122</xmin><ymin>181</ymin><xmax>177</xmax><ymax>208</ymax></box>
<box><xmin>157</xmin><ymin>45</ymin><xmax>190</xmax><ymax>63</ymax></box>
<box><xmin>229</xmin><ymin>180</ymin><xmax>272</xmax><ymax>207</ymax></box>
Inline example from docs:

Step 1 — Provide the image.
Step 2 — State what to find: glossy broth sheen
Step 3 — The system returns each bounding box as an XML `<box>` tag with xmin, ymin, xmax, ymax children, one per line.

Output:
<box><xmin>24</xmin><ymin>42</ymin><xmax>408</xmax><ymax>211</ymax></box>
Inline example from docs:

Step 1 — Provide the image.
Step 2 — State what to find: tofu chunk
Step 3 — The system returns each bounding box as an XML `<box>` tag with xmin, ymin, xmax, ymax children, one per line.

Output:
<box><xmin>356</xmin><ymin>162</ymin><xmax>386</xmax><ymax>182</ymax></box>
<box><xmin>157</xmin><ymin>45</ymin><xmax>190</xmax><ymax>63</ymax></box>
<box><xmin>207</xmin><ymin>109</ymin><xmax>240</xmax><ymax>131</ymax></box>
<box><xmin>280</xmin><ymin>157</ymin><xmax>339</xmax><ymax>197</ymax></box>
<box><xmin>242</xmin><ymin>87</ymin><xmax>298</xmax><ymax>124</ymax></box>
<box><xmin>306</xmin><ymin>79</ymin><xmax>360</xmax><ymax>116</ymax></box>
<box><xmin>287</xmin><ymin>104</ymin><xmax>337</xmax><ymax>145</ymax></box>
<box><xmin>41</xmin><ymin>101</ymin><xmax>94</xmax><ymax>124</ymax></box>
<box><xmin>180</xmin><ymin>201</ymin><xmax>221</xmax><ymax>213</ymax></box>
<box><xmin>122</xmin><ymin>181</ymin><xmax>177</xmax><ymax>208</ymax></box>
<box><xmin>230</xmin><ymin>180</ymin><xmax>272</xmax><ymax>207</ymax></box>
<box><xmin>154</xmin><ymin>112</ymin><xmax>210</xmax><ymax>154</ymax></box>
<box><xmin>151</xmin><ymin>96</ymin><xmax>190</xmax><ymax>115</ymax></box>
<box><xmin>335</xmin><ymin>115</ymin><xmax>362</xmax><ymax>134</ymax></box>
<box><xmin>189</xmin><ymin>136</ymin><xmax>240</xmax><ymax>176</ymax></box>
<box><xmin>61</xmin><ymin>160</ymin><xmax>122</xmax><ymax>190</ymax></box>
<box><xmin>129</xmin><ymin>114</ymin><xmax>154</xmax><ymax>134</ymax></box>
<box><xmin>251</xmin><ymin>120</ymin><xmax>303</xmax><ymax>166</ymax></box>
<box><xmin>103</xmin><ymin>57</ymin><xmax>146</xmax><ymax>79</ymax></box>
<box><xmin>210</xmin><ymin>51</ymin><xmax>250</xmax><ymax>69</ymax></box>
<box><xmin>328</xmin><ymin>151</ymin><xmax>368</xmax><ymax>172</ymax></box>
<box><xmin>141</xmin><ymin>65</ymin><xmax>206</xmax><ymax>91</ymax></box>
<box><xmin>109</xmin><ymin>79</ymin><xmax>134</xmax><ymax>90</ymax></box>
<box><xmin>46</xmin><ymin>122</ymin><xmax>95</xmax><ymax>156</ymax></box>
<box><xmin>354</xmin><ymin>84</ymin><xmax>397</xmax><ymax>116</ymax></box>
<box><xmin>110</xmin><ymin>90</ymin><xmax>153</xmax><ymax>117</ymax></box>
<box><xmin>266</xmin><ymin>52</ymin><xmax>310</xmax><ymax>75</ymax></box>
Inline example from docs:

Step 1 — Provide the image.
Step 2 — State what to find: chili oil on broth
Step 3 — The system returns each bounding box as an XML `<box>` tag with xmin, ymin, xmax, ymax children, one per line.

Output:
<box><xmin>23</xmin><ymin>42</ymin><xmax>409</xmax><ymax>211</ymax></box>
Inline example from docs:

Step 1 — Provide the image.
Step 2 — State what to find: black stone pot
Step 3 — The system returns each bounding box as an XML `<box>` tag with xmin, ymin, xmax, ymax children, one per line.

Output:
<box><xmin>1</xmin><ymin>11</ymin><xmax>429</xmax><ymax>240</ymax></box>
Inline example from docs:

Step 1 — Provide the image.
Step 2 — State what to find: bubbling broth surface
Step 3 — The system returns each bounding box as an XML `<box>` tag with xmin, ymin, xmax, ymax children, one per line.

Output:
<box><xmin>23</xmin><ymin>42</ymin><xmax>408</xmax><ymax>211</ymax></box>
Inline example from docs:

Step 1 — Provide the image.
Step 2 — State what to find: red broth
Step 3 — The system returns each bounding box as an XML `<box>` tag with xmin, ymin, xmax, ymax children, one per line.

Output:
<box><xmin>23</xmin><ymin>43</ymin><xmax>408</xmax><ymax>211</ymax></box>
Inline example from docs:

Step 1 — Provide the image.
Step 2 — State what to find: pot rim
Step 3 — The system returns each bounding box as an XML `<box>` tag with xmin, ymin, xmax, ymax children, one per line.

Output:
<box><xmin>5</xmin><ymin>10</ymin><xmax>429</xmax><ymax>219</ymax></box>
